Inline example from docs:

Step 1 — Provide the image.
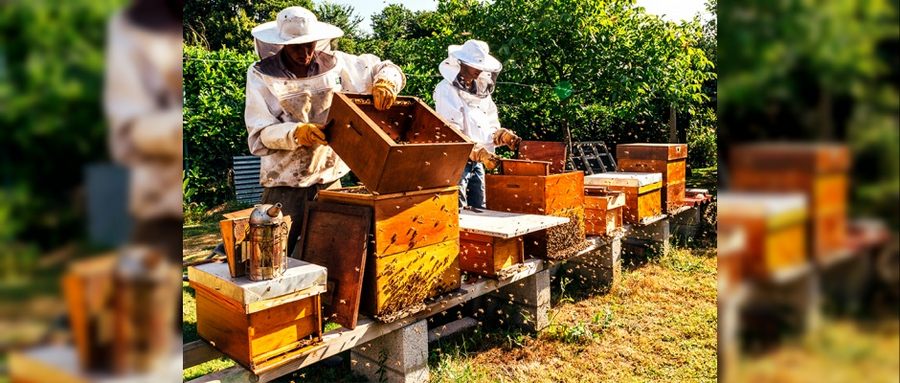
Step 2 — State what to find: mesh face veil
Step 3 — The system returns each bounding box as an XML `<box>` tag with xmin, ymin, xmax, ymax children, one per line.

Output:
<box><xmin>452</xmin><ymin>62</ymin><xmax>499</xmax><ymax>98</ymax></box>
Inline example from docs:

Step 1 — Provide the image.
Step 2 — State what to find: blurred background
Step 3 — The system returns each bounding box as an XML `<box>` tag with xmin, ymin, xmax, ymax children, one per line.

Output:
<box><xmin>717</xmin><ymin>0</ymin><xmax>899</xmax><ymax>381</ymax></box>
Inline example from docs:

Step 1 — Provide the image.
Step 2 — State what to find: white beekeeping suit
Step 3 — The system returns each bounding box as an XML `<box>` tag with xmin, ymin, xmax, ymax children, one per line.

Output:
<box><xmin>104</xmin><ymin>10</ymin><xmax>183</xmax><ymax>221</ymax></box>
<box><xmin>244</xmin><ymin>7</ymin><xmax>405</xmax><ymax>188</ymax></box>
<box><xmin>433</xmin><ymin>41</ymin><xmax>503</xmax><ymax>154</ymax></box>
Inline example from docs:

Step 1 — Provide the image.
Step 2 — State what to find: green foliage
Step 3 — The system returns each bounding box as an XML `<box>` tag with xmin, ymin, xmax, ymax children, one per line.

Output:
<box><xmin>183</xmin><ymin>46</ymin><xmax>256</xmax><ymax>205</ymax></box>
<box><xmin>184</xmin><ymin>0</ymin><xmax>315</xmax><ymax>50</ymax></box>
<box><xmin>1</xmin><ymin>0</ymin><xmax>123</xmax><ymax>249</ymax></box>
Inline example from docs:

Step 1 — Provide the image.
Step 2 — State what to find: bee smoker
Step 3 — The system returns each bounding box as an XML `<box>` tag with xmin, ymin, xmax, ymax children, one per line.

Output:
<box><xmin>248</xmin><ymin>203</ymin><xmax>288</xmax><ymax>281</ymax></box>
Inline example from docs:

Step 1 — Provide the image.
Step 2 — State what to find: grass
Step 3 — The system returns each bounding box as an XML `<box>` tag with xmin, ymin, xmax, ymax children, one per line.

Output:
<box><xmin>423</xmin><ymin>247</ymin><xmax>719</xmax><ymax>382</ymax></box>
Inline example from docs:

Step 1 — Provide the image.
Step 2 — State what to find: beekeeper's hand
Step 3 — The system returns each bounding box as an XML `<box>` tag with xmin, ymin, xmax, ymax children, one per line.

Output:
<box><xmin>372</xmin><ymin>79</ymin><xmax>397</xmax><ymax>111</ymax></box>
<box><xmin>293</xmin><ymin>122</ymin><xmax>327</xmax><ymax>147</ymax></box>
<box><xmin>470</xmin><ymin>145</ymin><xmax>500</xmax><ymax>171</ymax></box>
<box><xmin>493</xmin><ymin>128</ymin><xmax>521</xmax><ymax>149</ymax></box>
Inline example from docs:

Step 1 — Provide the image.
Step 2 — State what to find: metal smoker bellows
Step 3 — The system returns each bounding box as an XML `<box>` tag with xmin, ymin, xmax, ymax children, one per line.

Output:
<box><xmin>248</xmin><ymin>203</ymin><xmax>288</xmax><ymax>281</ymax></box>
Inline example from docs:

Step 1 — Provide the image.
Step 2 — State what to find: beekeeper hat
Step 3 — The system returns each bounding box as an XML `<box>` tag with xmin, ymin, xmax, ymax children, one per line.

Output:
<box><xmin>448</xmin><ymin>40</ymin><xmax>502</xmax><ymax>72</ymax></box>
<box><xmin>251</xmin><ymin>6</ymin><xmax>343</xmax><ymax>46</ymax></box>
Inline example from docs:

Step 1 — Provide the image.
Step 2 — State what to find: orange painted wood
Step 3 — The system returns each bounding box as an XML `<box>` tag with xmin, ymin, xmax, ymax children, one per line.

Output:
<box><xmin>518</xmin><ymin>141</ymin><xmax>568</xmax><ymax>173</ymax></box>
<box><xmin>717</xmin><ymin>212</ymin><xmax>807</xmax><ymax>279</ymax></box>
<box><xmin>730</xmin><ymin>144</ymin><xmax>850</xmax><ymax>261</ymax></box>
<box><xmin>316</xmin><ymin>187</ymin><xmax>459</xmax><ymax>257</ymax></box>
<box><xmin>583</xmin><ymin>189</ymin><xmax>625</xmax><ymax>236</ymax></box>
<box><xmin>486</xmin><ymin>172</ymin><xmax>586</xmax><ymax>259</ymax></box>
<box><xmin>459</xmin><ymin>231</ymin><xmax>525</xmax><ymax>277</ymax></box>
<box><xmin>617</xmin><ymin>144</ymin><xmax>687</xmax><ymax>211</ymax></box>
<box><xmin>62</xmin><ymin>256</ymin><xmax>117</xmax><ymax>372</ymax></box>
<box><xmin>501</xmin><ymin>159</ymin><xmax>550</xmax><ymax>176</ymax></box>
<box><xmin>616</xmin><ymin>143</ymin><xmax>687</xmax><ymax>161</ymax></box>
<box><xmin>191</xmin><ymin>281</ymin><xmax>322</xmax><ymax>374</ymax></box>
<box><xmin>598</xmin><ymin>182</ymin><xmax>662</xmax><ymax>224</ymax></box>
<box><xmin>316</xmin><ymin>187</ymin><xmax>462</xmax><ymax>320</ymax></box>
<box><xmin>327</xmin><ymin>93</ymin><xmax>474</xmax><ymax>194</ymax></box>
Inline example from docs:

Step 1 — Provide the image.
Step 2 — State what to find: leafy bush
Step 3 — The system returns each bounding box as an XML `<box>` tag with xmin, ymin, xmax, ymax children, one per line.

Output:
<box><xmin>183</xmin><ymin>46</ymin><xmax>256</xmax><ymax>205</ymax></box>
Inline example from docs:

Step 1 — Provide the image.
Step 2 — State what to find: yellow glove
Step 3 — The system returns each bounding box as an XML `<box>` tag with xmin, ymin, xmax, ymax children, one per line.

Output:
<box><xmin>470</xmin><ymin>146</ymin><xmax>500</xmax><ymax>171</ymax></box>
<box><xmin>372</xmin><ymin>79</ymin><xmax>397</xmax><ymax>111</ymax></box>
<box><xmin>293</xmin><ymin>123</ymin><xmax>327</xmax><ymax>147</ymax></box>
<box><xmin>493</xmin><ymin>128</ymin><xmax>521</xmax><ymax>149</ymax></box>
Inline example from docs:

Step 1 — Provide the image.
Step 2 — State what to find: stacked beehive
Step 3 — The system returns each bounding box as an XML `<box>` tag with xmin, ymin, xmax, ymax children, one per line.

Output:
<box><xmin>585</xmin><ymin>172</ymin><xmax>664</xmax><ymax>225</ymax></box>
<box><xmin>729</xmin><ymin>143</ymin><xmax>850</xmax><ymax>264</ymax></box>
<box><xmin>321</xmin><ymin>93</ymin><xmax>474</xmax><ymax>321</ymax></box>
<box><xmin>583</xmin><ymin>188</ymin><xmax>625</xmax><ymax>236</ymax></box>
<box><xmin>616</xmin><ymin>143</ymin><xmax>688</xmax><ymax>212</ymax></box>
<box><xmin>485</xmin><ymin>159</ymin><xmax>587</xmax><ymax>259</ymax></box>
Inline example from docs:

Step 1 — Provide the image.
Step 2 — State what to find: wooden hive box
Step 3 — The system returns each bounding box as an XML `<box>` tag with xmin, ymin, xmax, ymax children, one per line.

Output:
<box><xmin>717</xmin><ymin>193</ymin><xmax>809</xmax><ymax>279</ymax></box>
<box><xmin>485</xmin><ymin>171</ymin><xmax>586</xmax><ymax>259</ymax></box>
<box><xmin>584</xmin><ymin>188</ymin><xmax>625</xmax><ymax>236</ymax></box>
<box><xmin>729</xmin><ymin>143</ymin><xmax>849</xmax><ymax>262</ymax></box>
<box><xmin>327</xmin><ymin>93</ymin><xmax>474</xmax><ymax>195</ymax></box>
<box><xmin>585</xmin><ymin>172</ymin><xmax>663</xmax><ymax>225</ymax></box>
<box><xmin>518</xmin><ymin>141</ymin><xmax>568</xmax><ymax>174</ymax></box>
<box><xmin>188</xmin><ymin>259</ymin><xmax>327</xmax><ymax>374</ymax></box>
<box><xmin>459</xmin><ymin>232</ymin><xmax>524</xmax><ymax>278</ymax></box>
<box><xmin>616</xmin><ymin>143</ymin><xmax>687</xmax><ymax>212</ymax></box>
<box><xmin>315</xmin><ymin>186</ymin><xmax>461</xmax><ymax>321</ymax></box>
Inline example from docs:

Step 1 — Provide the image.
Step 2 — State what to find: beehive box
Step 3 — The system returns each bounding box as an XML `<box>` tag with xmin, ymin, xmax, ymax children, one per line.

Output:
<box><xmin>485</xmin><ymin>171</ymin><xmax>586</xmax><ymax>259</ymax></box>
<box><xmin>616</xmin><ymin>143</ymin><xmax>687</xmax><ymax>212</ymax></box>
<box><xmin>584</xmin><ymin>188</ymin><xmax>625</xmax><ymax>236</ymax></box>
<box><xmin>729</xmin><ymin>143</ymin><xmax>849</xmax><ymax>263</ymax></box>
<box><xmin>188</xmin><ymin>259</ymin><xmax>327</xmax><ymax>374</ymax></box>
<box><xmin>717</xmin><ymin>193</ymin><xmax>809</xmax><ymax>279</ymax></box>
<box><xmin>316</xmin><ymin>186</ymin><xmax>461</xmax><ymax>321</ymax></box>
<box><xmin>585</xmin><ymin>172</ymin><xmax>663</xmax><ymax>225</ymax></box>
<box><xmin>459</xmin><ymin>232</ymin><xmax>524</xmax><ymax>278</ymax></box>
<box><xmin>327</xmin><ymin>93</ymin><xmax>474</xmax><ymax>194</ymax></box>
<box><xmin>519</xmin><ymin>141</ymin><xmax>568</xmax><ymax>173</ymax></box>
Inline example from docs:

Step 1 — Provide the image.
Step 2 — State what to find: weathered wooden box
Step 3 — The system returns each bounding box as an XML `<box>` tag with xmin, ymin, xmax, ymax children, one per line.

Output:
<box><xmin>326</xmin><ymin>93</ymin><xmax>474</xmax><ymax>194</ymax></box>
<box><xmin>459</xmin><ymin>232</ymin><xmax>524</xmax><ymax>278</ymax></box>
<box><xmin>717</xmin><ymin>193</ymin><xmax>809</xmax><ymax>279</ymax></box>
<box><xmin>584</xmin><ymin>188</ymin><xmax>625</xmax><ymax>236</ymax></box>
<box><xmin>729</xmin><ymin>143</ymin><xmax>850</xmax><ymax>263</ymax></box>
<box><xmin>616</xmin><ymin>143</ymin><xmax>687</xmax><ymax>212</ymax></box>
<box><xmin>316</xmin><ymin>186</ymin><xmax>461</xmax><ymax>321</ymax></box>
<box><xmin>188</xmin><ymin>259</ymin><xmax>327</xmax><ymax>374</ymax></box>
<box><xmin>585</xmin><ymin>172</ymin><xmax>663</xmax><ymax>225</ymax></box>
<box><xmin>485</xmin><ymin>171</ymin><xmax>586</xmax><ymax>259</ymax></box>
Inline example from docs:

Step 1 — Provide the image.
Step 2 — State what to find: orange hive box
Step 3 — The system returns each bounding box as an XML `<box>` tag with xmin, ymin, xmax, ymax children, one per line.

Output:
<box><xmin>616</xmin><ymin>143</ymin><xmax>687</xmax><ymax>212</ymax></box>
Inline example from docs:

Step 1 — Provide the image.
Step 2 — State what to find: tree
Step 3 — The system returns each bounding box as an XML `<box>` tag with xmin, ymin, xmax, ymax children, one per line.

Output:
<box><xmin>184</xmin><ymin>0</ymin><xmax>314</xmax><ymax>50</ymax></box>
<box><xmin>371</xmin><ymin>4</ymin><xmax>415</xmax><ymax>40</ymax></box>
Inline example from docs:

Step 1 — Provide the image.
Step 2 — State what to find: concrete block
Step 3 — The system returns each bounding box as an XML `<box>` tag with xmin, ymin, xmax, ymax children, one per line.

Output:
<box><xmin>351</xmin><ymin>319</ymin><xmax>429</xmax><ymax>383</ymax></box>
<box><xmin>566</xmin><ymin>237</ymin><xmax>622</xmax><ymax>293</ymax></box>
<box><xmin>484</xmin><ymin>269</ymin><xmax>551</xmax><ymax>332</ymax></box>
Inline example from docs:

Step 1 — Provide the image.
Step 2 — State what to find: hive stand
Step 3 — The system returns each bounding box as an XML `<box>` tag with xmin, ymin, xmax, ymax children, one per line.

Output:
<box><xmin>622</xmin><ymin>214</ymin><xmax>670</xmax><ymax>258</ymax></box>
<box><xmin>350</xmin><ymin>319</ymin><xmax>429</xmax><ymax>383</ymax></box>
<box><xmin>564</xmin><ymin>235</ymin><xmax>623</xmax><ymax>294</ymax></box>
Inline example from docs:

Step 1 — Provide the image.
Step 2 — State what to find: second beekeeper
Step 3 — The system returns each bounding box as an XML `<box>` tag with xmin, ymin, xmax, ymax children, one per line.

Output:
<box><xmin>245</xmin><ymin>6</ymin><xmax>406</xmax><ymax>256</ymax></box>
<box><xmin>433</xmin><ymin>40</ymin><xmax>520</xmax><ymax>209</ymax></box>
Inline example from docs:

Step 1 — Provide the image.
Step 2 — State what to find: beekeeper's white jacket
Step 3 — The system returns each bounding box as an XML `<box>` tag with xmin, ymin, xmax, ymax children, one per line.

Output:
<box><xmin>433</xmin><ymin>59</ymin><xmax>501</xmax><ymax>154</ymax></box>
<box><xmin>244</xmin><ymin>50</ymin><xmax>405</xmax><ymax>188</ymax></box>
<box><xmin>104</xmin><ymin>11</ymin><xmax>183</xmax><ymax>220</ymax></box>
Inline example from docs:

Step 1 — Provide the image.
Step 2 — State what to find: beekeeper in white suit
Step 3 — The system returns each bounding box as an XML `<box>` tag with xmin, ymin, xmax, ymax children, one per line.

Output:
<box><xmin>245</xmin><ymin>6</ymin><xmax>405</xmax><ymax>256</ymax></box>
<box><xmin>433</xmin><ymin>40</ymin><xmax>520</xmax><ymax>208</ymax></box>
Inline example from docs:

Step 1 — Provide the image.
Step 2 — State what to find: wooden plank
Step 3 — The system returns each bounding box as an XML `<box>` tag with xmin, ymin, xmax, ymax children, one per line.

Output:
<box><xmin>458</xmin><ymin>208</ymin><xmax>569</xmax><ymax>238</ymax></box>
<box><xmin>297</xmin><ymin>201</ymin><xmax>371</xmax><ymax>329</ymax></box>
<box><xmin>183</xmin><ymin>340</ymin><xmax>224</xmax><ymax>369</ymax></box>
<box><xmin>518</xmin><ymin>141</ymin><xmax>568</xmax><ymax>173</ymax></box>
<box><xmin>500</xmin><ymin>159</ymin><xmax>550</xmax><ymax>176</ymax></box>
